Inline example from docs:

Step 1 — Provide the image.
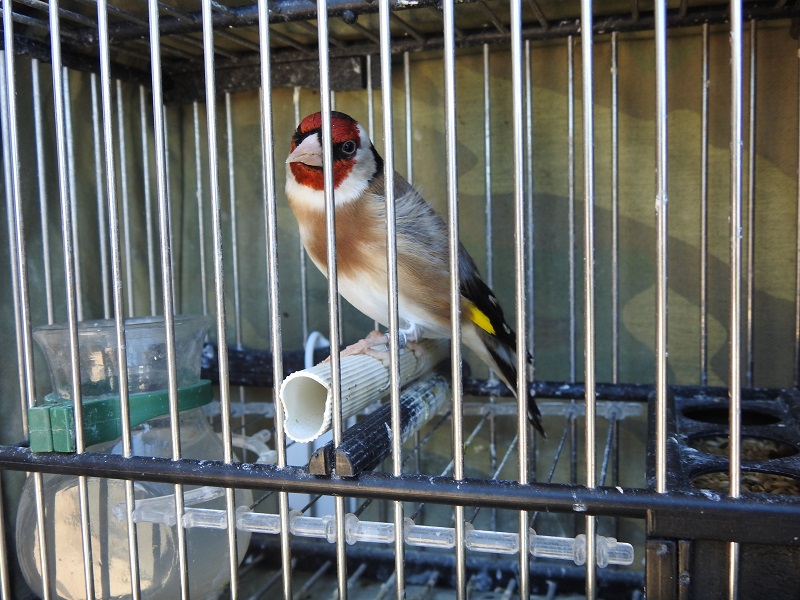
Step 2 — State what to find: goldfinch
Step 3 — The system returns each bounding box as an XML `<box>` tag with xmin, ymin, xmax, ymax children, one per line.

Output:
<box><xmin>285</xmin><ymin>111</ymin><xmax>544</xmax><ymax>437</ymax></box>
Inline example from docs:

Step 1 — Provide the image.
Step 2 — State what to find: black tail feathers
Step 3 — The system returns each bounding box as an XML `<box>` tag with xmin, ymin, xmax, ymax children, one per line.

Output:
<box><xmin>526</xmin><ymin>391</ymin><xmax>546</xmax><ymax>439</ymax></box>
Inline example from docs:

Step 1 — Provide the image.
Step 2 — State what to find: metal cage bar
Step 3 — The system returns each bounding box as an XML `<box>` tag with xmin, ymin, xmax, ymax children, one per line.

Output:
<box><xmin>96</xmin><ymin>0</ymin><xmax>142</xmax><ymax>595</ymax></box>
<box><xmin>377</xmin><ymin>1</ymin><xmax>406</xmax><ymax>597</ymax></box>
<box><xmin>146</xmin><ymin>0</ymin><xmax>191</xmax><ymax>596</ymax></box>
<box><xmin>610</xmin><ymin>31</ymin><xmax>620</xmax><ymax>385</ymax></box>
<box><xmin>139</xmin><ymin>84</ymin><xmax>158</xmax><ymax>316</ymax></box>
<box><xmin>728</xmin><ymin>0</ymin><xmax>745</xmax><ymax>597</ymax></box>
<box><xmin>567</xmin><ymin>34</ymin><xmax>577</xmax><ymax>385</ymax></box>
<box><xmin>0</xmin><ymin>475</ymin><xmax>8</xmax><ymax>599</ymax></box>
<box><xmin>579</xmin><ymin>2</ymin><xmax>598</xmax><ymax>598</ymax></box>
<box><xmin>3</xmin><ymin>41</ymin><xmax>36</xmax><ymax>440</ymax></box>
<box><xmin>199</xmin><ymin>0</ymin><xmax>242</xmax><ymax>594</ymax></box>
<box><xmin>255</xmin><ymin>3</ymin><xmax>293</xmax><ymax>598</ymax></box>
<box><xmin>90</xmin><ymin>73</ymin><xmax>111</xmax><ymax>320</ymax></box>
<box><xmin>654</xmin><ymin>0</ymin><xmax>669</xmax><ymax>497</ymax></box>
<box><xmin>31</xmin><ymin>60</ymin><xmax>56</xmax><ymax>326</ymax></box>
<box><xmin>700</xmin><ymin>22</ymin><xmax>710</xmax><ymax>387</ymax></box>
<box><xmin>49</xmin><ymin>2</ymin><xmax>96</xmax><ymax>595</ymax></box>
<box><xmin>314</xmin><ymin>2</ymin><xmax>349</xmax><ymax>597</ymax></box>
<box><xmin>796</xmin><ymin>35</ymin><xmax>800</xmax><ymax>389</ymax></box>
<box><xmin>510</xmin><ymin>3</ymin><xmax>529</xmax><ymax>597</ymax></box>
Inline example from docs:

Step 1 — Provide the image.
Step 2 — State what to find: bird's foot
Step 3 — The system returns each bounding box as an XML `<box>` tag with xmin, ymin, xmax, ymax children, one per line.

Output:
<box><xmin>320</xmin><ymin>330</ymin><xmax>387</xmax><ymax>363</ymax></box>
<box><xmin>322</xmin><ymin>327</ymin><xmax>426</xmax><ymax>363</ymax></box>
<box><xmin>398</xmin><ymin>324</ymin><xmax>428</xmax><ymax>360</ymax></box>
<box><xmin>360</xmin><ymin>328</ymin><xmax>418</xmax><ymax>361</ymax></box>
<box><xmin>398</xmin><ymin>323</ymin><xmax>423</xmax><ymax>345</ymax></box>
<box><xmin>404</xmin><ymin>340</ymin><xmax>426</xmax><ymax>360</ymax></box>
<box><xmin>323</xmin><ymin>330</ymin><xmax>397</xmax><ymax>361</ymax></box>
<box><xmin>352</xmin><ymin>330</ymin><xmax>396</xmax><ymax>361</ymax></box>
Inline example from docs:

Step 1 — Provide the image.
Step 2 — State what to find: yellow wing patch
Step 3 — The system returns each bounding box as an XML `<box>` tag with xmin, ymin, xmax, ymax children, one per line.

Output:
<box><xmin>465</xmin><ymin>300</ymin><xmax>495</xmax><ymax>335</ymax></box>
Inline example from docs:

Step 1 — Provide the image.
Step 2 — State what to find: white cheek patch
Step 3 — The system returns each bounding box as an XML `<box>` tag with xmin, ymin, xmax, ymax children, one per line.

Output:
<box><xmin>285</xmin><ymin>160</ymin><xmax>373</xmax><ymax>208</ymax></box>
<box><xmin>333</xmin><ymin>168</ymin><xmax>369</xmax><ymax>204</ymax></box>
<box><xmin>285</xmin><ymin>122</ymin><xmax>379</xmax><ymax>209</ymax></box>
<box><xmin>285</xmin><ymin>171</ymin><xmax>325</xmax><ymax>210</ymax></box>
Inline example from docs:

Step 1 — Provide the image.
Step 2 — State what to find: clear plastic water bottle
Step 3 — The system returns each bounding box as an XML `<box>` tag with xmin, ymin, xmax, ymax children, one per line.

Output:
<box><xmin>16</xmin><ymin>315</ymin><xmax>252</xmax><ymax>600</ymax></box>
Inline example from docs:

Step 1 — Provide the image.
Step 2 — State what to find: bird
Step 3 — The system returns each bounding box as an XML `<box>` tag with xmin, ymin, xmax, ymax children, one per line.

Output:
<box><xmin>285</xmin><ymin>110</ymin><xmax>545</xmax><ymax>437</ymax></box>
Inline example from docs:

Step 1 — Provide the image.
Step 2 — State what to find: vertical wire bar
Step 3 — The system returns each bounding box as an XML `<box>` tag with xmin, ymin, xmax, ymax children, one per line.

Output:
<box><xmin>366</xmin><ymin>58</ymin><xmax>375</xmax><ymax>141</ymax></box>
<box><xmin>654</xmin><ymin>0</ymin><xmax>669</xmax><ymax>496</ymax></box>
<box><xmin>483</xmin><ymin>41</ymin><xmax>498</xmax><ymax>533</ymax></box>
<box><xmin>116</xmin><ymin>80</ymin><xmax>134</xmax><ymax>318</ymax></box>
<box><xmin>315</xmin><ymin>3</ymin><xmax>348</xmax><ymax>597</ymax></box>
<box><xmin>289</xmin><ymin>86</ymin><xmax>318</xmax><ymax>509</ymax></box>
<box><xmin>32</xmin><ymin>60</ymin><xmax>55</xmax><ymax>323</ymax></box>
<box><xmin>580</xmin><ymin>1</ymin><xmax>597</xmax><ymax>597</ymax></box>
<box><xmin>1</xmin><ymin>61</ymin><xmax>26</xmax><ymax>419</ymax></box>
<box><xmin>524</xmin><ymin>38</ymin><xmax>537</xmax><ymax>484</ymax></box>
<box><xmin>729</xmin><ymin>2</ymin><xmax>744</xmax><ymax>598</ymax></box>
<box><xmin>225</xmin><ymin>92</ymin><xmax>244</xmax><ymax>349</ymax></box>
<box><xmin>90</xmin><ymin>73</ymin><xmax>111</xmax><ymax>319</ymax></box>
<box><xmin>611</xmin><ymin>32</ymin><xmax>620</xmax><ymax>384</ymax></box>
<box><xmin>404</xmin><ymin>50</ymin><xmax>422</xmax><ymax>482</ymax></box>
<box><xmin>1</xmin><ymin>45</ymin><xmax>50</xmax><ymax>597</ymax></box>
<box><xmin>199</xmin><ymin>2</ymin><xmax>240</xmax><ymax>595</ymax></box>
<box><xmin>404</xmin><ymin>50</ymin><xmax>413</xmax><ymax>183</ymax></box>
<box><xmin>611</xmin><ymin>416</ymin><xmax>620</xmax><ymax>539</ymax></box>
<box><xmin>745</xmin><ymin>20</ymin><xmax>757</xmax><ymax>388</ymax></box>
<box><xmin>225</xmin><ymin>92</ymin><xmax>248</xmax><ymax>438</ymax></box>
<box><xmin>139</xmin><ymin>85</ymin><xmax>157</xmax><ymax>316</ymax></box>
<box><xmin>193</xmin><ymin>101</ymin><xmax>210</xmax><ymax>316</ymax></box>
<box><xmin>701</xmin><ymin>24</ymin><xmax>710</xmax><ymax>386</ymax></box>
<box><xmin>2</xmin><ymin>57</ymin><xmax>23</xmax><ymax>418</ymax></box>
<box><xmin>32</xmin><ymin>470</ymin><xmax>51</xmax><ymax>600</ymax></box>
<box><xmin>378</xmin><ymin>3</ymin><xmax>405</xmax><ymax>596</ymax></box>
<box><xmin>332</xmin><ymin>80</ymin><xmax>343</xmax><ymax>345</ymax></box>
<box><xmin>510</xmin><ymin>1</ymin><xmax>530</xmax><ymax>597</ymax></box>
<box><xmin>256</xmin><ymin>5</ymin><xmax>292</xmax><ymax>597</ymax></box>
<box><xmin>2</xmin><ymin>70</ymin><xmax>29</xmax><ymax>438</ymax></box>
<box><xmin>525</xmin><ymin>39</ymin><xmax>535</xmax><ymax>369</ymax></box>
<box><xmin>162</xmin><ymin>110</ymin><xmax>176</xmax><ymax>294</ymax></box>
<box><xmin>146</xmin><ymin>0</ymin><xmax>189</xmax><ymax>595</ymax></box>
<box><xmin>569</xmin><ymin>405</ymin><xmax>577</xmax><ymax>541</ymax></box>
<box><xmin>567</xmin><ymin>36</ymin><xmax>577</xmax><ymax>383</ymax></box>
<box><xmin>599</xmin><ymin>417</ymin><xmax>616</xmax><ymax>485</ymax></box>
<box><xmin>483</xmin><ymin>47</ymin><xmax>494</xmax><ymax>326</ymax></box>
<box><xmin>50</xmin><ymin>2</ymin><xmax>95</xmax><ymax>594</ymax></box>
<box><xmin>96</xmin><ymin>0</ymin><xmax>141</xmax><ymax>594</ymax></box>
<box><xmin>0</xmin><ymin>476</ymin><xmax>9</xmax><ymax>600</ymax></box>
<box><xmin>63</xmin><ymin>68</ymin><xmax>84</xmax><ymax>321</ymax></box>
<box><xmin>292</xmin><ymin>88</ymin><xmax>310</xmax><ymax>343</ymax></box>
<box><xmin>569</xmin><ymin>411</ymin><xmax>578</xmax><ymax>482</ymax></box>
<box><xmin>796</xmin><ymin>36</ymin><xmax>800</xmax><ymax>389</ymax></box>
<box><xmin>442</xmin><ymin>0</ymin><xmax>466</xmax><ymax>597</ymax></box>
<box><xmin>0</xmin><ymin>72</ymin><xmax>17</xmax><ymax>600</ymax></box>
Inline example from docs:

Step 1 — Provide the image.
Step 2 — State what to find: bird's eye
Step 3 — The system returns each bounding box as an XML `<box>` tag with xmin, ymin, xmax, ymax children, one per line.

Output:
<box><xmin>341</xmin><ymin>140</ymin><xmax>357</xmax><ymax>157</ymax></box>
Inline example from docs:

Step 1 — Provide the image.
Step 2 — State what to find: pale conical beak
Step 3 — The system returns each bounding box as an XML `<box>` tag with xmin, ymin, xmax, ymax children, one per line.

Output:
<box><xmin>286</xmin><ymin>133</ymin><xmax>323</xmax><ymax>167</ymax></box>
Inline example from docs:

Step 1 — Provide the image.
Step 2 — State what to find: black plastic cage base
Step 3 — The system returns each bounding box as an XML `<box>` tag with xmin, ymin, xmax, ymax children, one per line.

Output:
<box><xmin>647</xmin><ymin>390</ymin><xmax>800</xmax><ymax>599</ymax></box>
<box><xmin>245</xmin><ymin>537</ymin><xmax>645</xmax><ymax>600</ymax></box>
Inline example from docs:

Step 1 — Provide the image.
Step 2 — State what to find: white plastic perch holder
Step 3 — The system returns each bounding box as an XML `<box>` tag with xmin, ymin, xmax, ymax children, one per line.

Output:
<box><xmin>280</xmin><ymin>337</ymin><xmax>450</xmax><ymax>442</ymax></box>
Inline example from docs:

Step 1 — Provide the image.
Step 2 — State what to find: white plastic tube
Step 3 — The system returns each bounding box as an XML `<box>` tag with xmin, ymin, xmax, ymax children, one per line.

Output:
<box><xmin>129</xmin><ymin>508</ymin><xmax>636</xmax><ymax>567</ymax></box>
<box><xmin>280</xmin><ymin>338</ymin><xmax>449</xmax><ymax>442</ymax></box>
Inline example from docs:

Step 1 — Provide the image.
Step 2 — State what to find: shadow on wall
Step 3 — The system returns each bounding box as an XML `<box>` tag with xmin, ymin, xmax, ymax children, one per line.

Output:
<box><xmin>520</xmin><ymin>191</ymin><xmax>796</xmax><ymax>389</ymax></box>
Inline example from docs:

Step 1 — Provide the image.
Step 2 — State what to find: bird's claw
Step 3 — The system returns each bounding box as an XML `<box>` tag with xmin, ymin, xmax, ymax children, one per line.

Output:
<box><xmin>397</xmin><ymin>330</ymin><xmax>408</xmax><ymax>350</ymax></box>
<box><xmin>322</xmin><ymin>328</ymin><xmax>425</xmax><ymax>363</ymax></box>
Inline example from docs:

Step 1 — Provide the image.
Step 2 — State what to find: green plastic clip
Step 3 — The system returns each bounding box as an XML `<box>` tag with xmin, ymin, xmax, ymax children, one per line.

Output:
<box><xmin>27</xmin><ymin>380</ymin><xmax>213</xmax><ymax>453</ymax></box>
